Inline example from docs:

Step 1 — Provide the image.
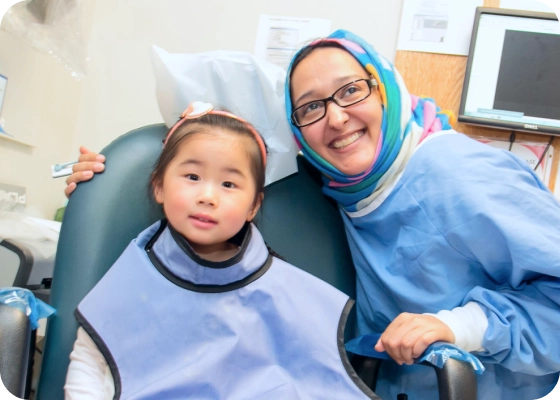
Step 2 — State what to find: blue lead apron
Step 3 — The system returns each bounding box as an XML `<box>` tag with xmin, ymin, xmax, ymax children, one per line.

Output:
<box><xmin>77</xmin><ymin>221</ymin><xmax>377</xmax><ymax>399</ymax></box>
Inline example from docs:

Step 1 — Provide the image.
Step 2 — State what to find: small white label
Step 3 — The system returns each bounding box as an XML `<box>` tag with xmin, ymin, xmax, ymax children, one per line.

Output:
<box><xmin>51</xmin><ymin>164</ymin><xmax>74</xmax><ymax>178</ymax></box>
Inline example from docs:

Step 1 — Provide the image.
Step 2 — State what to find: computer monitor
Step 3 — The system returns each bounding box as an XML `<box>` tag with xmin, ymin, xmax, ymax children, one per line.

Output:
<box><xmin>458</xmin><ymin>7</ymin><xmax>560</xmax><ymax>136</ymax></box>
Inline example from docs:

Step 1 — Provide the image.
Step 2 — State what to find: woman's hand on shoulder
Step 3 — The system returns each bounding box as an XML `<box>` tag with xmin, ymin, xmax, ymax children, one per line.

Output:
<box><xmin>374</xmin><ymin>313</ymin><xmax>455</xmax><ymax>365</ymax></box>
<box><xmin>65</xmin><ymin>146</ymin><xmax>106</xmax><ymax>198</ymax></box>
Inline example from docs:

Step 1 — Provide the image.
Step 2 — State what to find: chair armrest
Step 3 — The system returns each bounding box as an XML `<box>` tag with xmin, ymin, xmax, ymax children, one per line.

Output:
<box><xmin>352</xmin><ymin>356</ymin><xmax>477</xmax><ymax>400</ymax></box>
<box><xmin>0</xmin><ymin>239</ymin><xmax>34</xmax><ymax>287</ymax></box>
<box><xmin>0</xmin><ymin>302</ymin><xmax>35</xmax><ymax>398</ymax></box>
<box><xmin>422</xmin><ymin>358</ymin><xmax>477</xmax><ymax>400</ymax></box>
<box><xmin>350</xmin><ymin>354</ymin><xmax>383</xmax><ymax>391</ymax></box>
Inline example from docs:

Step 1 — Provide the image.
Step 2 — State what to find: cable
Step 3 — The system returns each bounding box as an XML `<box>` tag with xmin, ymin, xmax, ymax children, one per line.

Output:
<box><xmin>508</xmin><ymin>131</ymin><xmax>516</xmax><ymax>151</ymax></box>
<box><xmin>534</xmin><ymin>135</ymin><xmax>554</xmax><ymax>171</ymax></box>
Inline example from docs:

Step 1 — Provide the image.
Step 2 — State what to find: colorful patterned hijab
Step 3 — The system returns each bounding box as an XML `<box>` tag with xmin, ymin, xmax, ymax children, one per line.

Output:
<box><xmin>285</xmin><ymin>29</ymin><xmax>455</xmax><ymax>213</ymax></box>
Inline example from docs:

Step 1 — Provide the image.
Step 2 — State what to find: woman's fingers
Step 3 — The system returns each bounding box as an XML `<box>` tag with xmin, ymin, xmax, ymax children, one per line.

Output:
<box><xmin>64</xmin><ymin>168</ymin><xmax>99</xmax><ymax>198</ymax></box>
<box><xmin>411</xmin><ymin>329</ymin><xmax>442</xmax><ymax>359</ymax></box>
<box><xmin>65</xmin><ymin>169</ymin><xmax>95</xmax><ymax>186</ymax></box>
<box><xmin>77</xmin><ymin>146</ymin><xmax>106</xmax><ymax>163</ymax></box>
<box><xmin>399</xmin><ymin>327</ymin><xmax>440</xmax><ymax>363</ymax></box>
<box><xmin>64</xmin><ymin>182</ymin><xmax>77</xmax><ymax>198</ymax></box>
<box><xmin>375</xmin><ymin>313</ymin><xmax>455</xmax><ymax>365</ymax></box>
<box><xmin>71</xmin><ymin>161</ymin><xmax>105</xmax><ymax>174</ymax></box>
<box><xmin>64</xmin><ymin>147</ymin><xmax>106</xmax><ymax>198</ymax></box>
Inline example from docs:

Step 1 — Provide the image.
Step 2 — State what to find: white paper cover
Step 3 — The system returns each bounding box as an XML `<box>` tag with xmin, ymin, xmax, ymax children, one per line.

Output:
<box><xmin>151</xmin><ymin>46</ymin><xmax>298</xmax><ymax>185</ymax></box>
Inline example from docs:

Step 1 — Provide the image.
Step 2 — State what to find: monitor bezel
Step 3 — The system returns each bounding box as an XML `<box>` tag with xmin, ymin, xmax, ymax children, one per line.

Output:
<box><xmin>458</xmin><ymin>7</ymin><xmax>560</xmax><ymax>136</ymax></box>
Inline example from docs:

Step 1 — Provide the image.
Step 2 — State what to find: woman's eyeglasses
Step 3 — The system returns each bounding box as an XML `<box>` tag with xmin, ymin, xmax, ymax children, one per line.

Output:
<box><xmin>291</xmin><ymin>78</ymin><xmax>378</xmax><ymax>128</ymax></box>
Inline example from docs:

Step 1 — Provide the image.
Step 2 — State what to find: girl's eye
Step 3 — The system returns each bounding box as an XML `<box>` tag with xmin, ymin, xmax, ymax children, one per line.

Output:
<box><xmin>185</xmin><ymin>174</ymin><xmax>200</xmax><ymax>181</ymax></box>
<box><xmin>222</xmin><ymin>181</ymin><xmax>236</xmax><ymax>188</ymax></box>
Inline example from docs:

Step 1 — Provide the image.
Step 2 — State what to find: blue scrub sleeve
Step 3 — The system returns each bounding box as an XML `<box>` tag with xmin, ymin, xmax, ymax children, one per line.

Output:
<box><xmin>442</xmin><ymin>151</ymin><xmax>560</xmax><ymax>375</ymax></box>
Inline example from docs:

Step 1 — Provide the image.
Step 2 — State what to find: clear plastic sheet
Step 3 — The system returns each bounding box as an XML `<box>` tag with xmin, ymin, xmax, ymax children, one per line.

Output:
<box><xmin>1</xmin><ymin>0</ymin><xmax>90</xmax><ymax>80</ymax></box>
<box><xmin>0</xmin><ymin>211</ymin><xmax>60</xmax><ymax>259</ymax></box>
<box><xmin>346</xmin><ymin>333</ymin><xmax>485</xmax><ymax>374</ymax></box>
<box><xmin>0</xmin><ymin>287</ymin><xmax>55</xmax><ymax>330</ymax></box>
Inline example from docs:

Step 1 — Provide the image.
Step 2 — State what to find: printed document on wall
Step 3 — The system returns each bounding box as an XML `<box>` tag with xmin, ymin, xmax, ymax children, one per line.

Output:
<box><xmin>397</xmin><ymin>0</ymin><xmax>483</xmax><ymax>55</ymax></box>
<box><xmin>254</xmin><ymin>16</ymin><xmax>331</xmax><ymax>71</ymax></box>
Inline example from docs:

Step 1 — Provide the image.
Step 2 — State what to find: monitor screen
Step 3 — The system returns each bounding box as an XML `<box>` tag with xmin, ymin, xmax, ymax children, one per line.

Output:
<box><xmin>458</xmin><ymin>7</ymin><xmax>560</xmax><ymax>136</ymax></box>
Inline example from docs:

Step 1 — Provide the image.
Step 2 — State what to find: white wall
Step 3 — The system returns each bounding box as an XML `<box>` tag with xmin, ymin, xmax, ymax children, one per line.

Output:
<box><xmin>72</xmin><ymin>0</ymin><xmax>404</xmax><ymax>151</ymax></box>
<box><xmin>0</xmin><ymin>30</ymin><xmax>82</xmax><ymax>218</ymax></box>
<box><xmin>0</xmin><ymin>0</ymin><xmax>404</xmax><ymax>219</ymax></box>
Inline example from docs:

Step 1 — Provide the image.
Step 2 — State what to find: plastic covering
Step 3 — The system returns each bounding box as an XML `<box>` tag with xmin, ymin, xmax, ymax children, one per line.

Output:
<box><xmin>0</xmin><ymin>287</ymin><xmax>55</xmax><ymax>329</ymax></box>
<box><xmin>151</xmin><ymin>46</ymin><xmax>298</xmax><ymax>186</ymax></box>
<box><xmin>418</xmin><ymin>341</ymin><xmax>485</xmax><ymax>374</ymax></box>
<box><xmin>346</xmin><ymin>333</ymin><xmax>485</xmax><ymax>374</ymax></box>
<box><xmin>1</xmin><ymin>0</ymin><xmax>90</xmax><ymax>80</ymax></box>
<box><xmin>0</xmin><ymin>211</ymin><xmax>60</xmax><ymax>259</ymax></box>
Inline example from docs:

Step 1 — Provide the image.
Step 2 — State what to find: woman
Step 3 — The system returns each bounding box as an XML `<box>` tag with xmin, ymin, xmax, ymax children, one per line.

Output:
<box><xmin>66</xmin><ymin>30</ymin><xmax>560</xmax><ymax>399</ymax></box>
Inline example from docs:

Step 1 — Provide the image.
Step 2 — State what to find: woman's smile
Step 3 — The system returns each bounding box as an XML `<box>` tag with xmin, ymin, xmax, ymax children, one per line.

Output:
<box><xmin>330</xmin><ymin>129</ymin><xmax>365</xmax><ymax>149</ymax></box>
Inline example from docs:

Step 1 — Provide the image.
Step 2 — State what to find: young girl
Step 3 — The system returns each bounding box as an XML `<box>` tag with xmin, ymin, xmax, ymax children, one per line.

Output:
<box><xmin>64</xmin><ymin>102</ymin><xmax>377</xmax><ymax>399</ymax></box>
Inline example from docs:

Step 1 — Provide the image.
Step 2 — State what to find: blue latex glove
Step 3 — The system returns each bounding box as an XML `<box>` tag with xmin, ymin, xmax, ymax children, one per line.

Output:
<box><xmin>0</xmin><ymin>287</ymin><xmax>56</xmax><ymax>330</ymax></box>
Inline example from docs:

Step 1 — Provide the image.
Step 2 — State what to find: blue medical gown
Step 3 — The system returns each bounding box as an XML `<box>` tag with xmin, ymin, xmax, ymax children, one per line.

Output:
<box><xmin>342</xmin><ymin>132</ymin><xmax>560</xmax><ymax>399</ymax></box>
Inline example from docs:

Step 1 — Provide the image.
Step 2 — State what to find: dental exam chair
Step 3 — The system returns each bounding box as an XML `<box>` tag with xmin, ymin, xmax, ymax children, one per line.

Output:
<box><xmin>35</xmin><ymin>124</ymin><xmax>476</xmax><ymax>400</ymax></box>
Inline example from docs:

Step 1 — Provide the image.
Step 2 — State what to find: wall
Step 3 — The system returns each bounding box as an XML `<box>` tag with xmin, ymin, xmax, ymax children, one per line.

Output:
<box><xmin>71</xmin><ymin>0</ymin><xmax>404</xmax><ymax>150</ymax></box>
<box><xmin>3</xmin><ymin>0</ymin><xmax>558</xmax><ymax>219</ymax></box>
<box><xmin>0</xmin><ymin>0</ymin><xmax>404</xmax><ymax>219</ymax></box>
<box><xmin>0</xmin><ymin>30</ymin><xmax>82</xmax><ymax>218</ymax></box>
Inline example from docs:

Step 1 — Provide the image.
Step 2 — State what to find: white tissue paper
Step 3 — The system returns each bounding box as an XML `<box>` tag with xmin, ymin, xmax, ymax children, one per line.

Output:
<box><xmin>150</xmin><ymin>46</ymin><xmax>298</xmax><ymax>186</ymax></box>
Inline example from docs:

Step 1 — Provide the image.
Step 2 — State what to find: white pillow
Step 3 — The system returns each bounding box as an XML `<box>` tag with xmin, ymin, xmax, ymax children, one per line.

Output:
<box><xmin>150</xmin><ymin>46</ymin><xmax>298</xmax><ymax>185</ymax></box>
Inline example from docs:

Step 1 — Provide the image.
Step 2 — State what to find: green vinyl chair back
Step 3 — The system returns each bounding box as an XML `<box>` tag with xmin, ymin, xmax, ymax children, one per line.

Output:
<box><xmin>36</xmin><ymin>123</ymin><xmax>355</xmax><ymax>399</ymax></box>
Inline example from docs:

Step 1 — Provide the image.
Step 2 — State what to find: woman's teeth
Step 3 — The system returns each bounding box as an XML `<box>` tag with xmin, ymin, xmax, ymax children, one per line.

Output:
<box><xmin>331</xmin><ymin>131</ymin><xmax>364</xmax><ymax>149</ymax></box>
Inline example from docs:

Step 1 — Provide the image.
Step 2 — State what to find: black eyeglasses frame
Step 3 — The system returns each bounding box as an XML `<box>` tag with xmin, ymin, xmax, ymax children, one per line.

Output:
<box><xmin>291</xmin><ymin>78</ymin><xmax>378</xmax><ymax>128</ymax></box>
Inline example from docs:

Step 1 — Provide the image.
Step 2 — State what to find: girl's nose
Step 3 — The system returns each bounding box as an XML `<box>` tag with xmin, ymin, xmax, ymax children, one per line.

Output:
<box><xmin>197</xmin><ymin>185</ymin><xmax>217</xmax><ymax>206</ymax></box>
<box><xmin>326</xmin><ymin>102</ymin><xmax>349</xmax><ymax>129</ymax></box>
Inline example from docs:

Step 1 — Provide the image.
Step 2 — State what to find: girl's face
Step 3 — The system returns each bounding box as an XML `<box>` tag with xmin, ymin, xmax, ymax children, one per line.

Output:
<box><xmin>290</xmin><ymin>47</ymin><xmax>383</xmax><ymax>176</ymax></box>
<box><xmin>154</xmin><ymin>130</ymin><xmax>262</xmax><ymax>256</ymax></box>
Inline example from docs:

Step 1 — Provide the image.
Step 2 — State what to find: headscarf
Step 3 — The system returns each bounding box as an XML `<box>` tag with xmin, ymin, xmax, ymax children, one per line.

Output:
<box><xmin>285</xmin><ymin>29</ymin><xmax>455</xmax><ymax>212</ymax></box>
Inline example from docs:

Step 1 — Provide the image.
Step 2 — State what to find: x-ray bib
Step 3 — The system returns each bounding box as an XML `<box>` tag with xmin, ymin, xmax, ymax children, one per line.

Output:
<box><xmin>76</xmin><ymin>220</ymin><xmax>376</xmax><ymax>399</ymax></box>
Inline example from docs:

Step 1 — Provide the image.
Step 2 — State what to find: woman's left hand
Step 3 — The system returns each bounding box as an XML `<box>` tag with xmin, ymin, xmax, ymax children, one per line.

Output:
<box><xmin>374</xmin><ymin>313</ymin><xmax>455</xmax><ymax>365</ymax></box>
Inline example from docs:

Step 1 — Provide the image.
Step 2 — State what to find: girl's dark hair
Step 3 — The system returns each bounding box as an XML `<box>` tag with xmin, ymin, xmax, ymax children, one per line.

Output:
<box><xmin>150</xmin><ymin>113</ymin><xmax>267</xmax><ymax>208</ymax></box>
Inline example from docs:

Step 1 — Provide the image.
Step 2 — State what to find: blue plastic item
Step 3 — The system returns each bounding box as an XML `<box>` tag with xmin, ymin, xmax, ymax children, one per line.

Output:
<box><xmin>0</xmin><ymin>287</ymin><xmax>56</xmax><ymax>330</ymax></box>
<box><xmin>346</xmin><ymin>334</ymin><xmax>485</xmax><ymax>374</ymax></box>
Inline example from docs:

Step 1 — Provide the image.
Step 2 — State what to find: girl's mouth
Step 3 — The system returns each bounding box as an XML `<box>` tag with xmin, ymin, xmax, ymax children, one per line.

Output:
<box><xmin>190</xmin><ymin>214</ymin><xmax>217</xmax><ymax>228</ymax></box>
<box><xmin>330</xmin><ymin>130</ymin><xmax>365</xmax><ymax>149</ymax></box>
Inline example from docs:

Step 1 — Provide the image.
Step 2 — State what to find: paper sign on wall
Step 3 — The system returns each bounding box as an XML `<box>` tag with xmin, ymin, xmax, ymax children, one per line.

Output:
<box><xmin>254</xmin><ymin>15</ymin><xmax>331</xmax><ymax>70</ymax></box>
<box><xmin>397</xmin><ymin>0</ymin><xmax>484</xmax><ymax>55</ymax></box>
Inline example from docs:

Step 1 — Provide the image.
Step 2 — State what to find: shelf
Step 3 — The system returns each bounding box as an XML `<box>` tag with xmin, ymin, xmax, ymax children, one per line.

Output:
<box><xmin>0</xmin><ymin>132</ymin><xmax>35</xmax><ymax>147</ymax></box>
